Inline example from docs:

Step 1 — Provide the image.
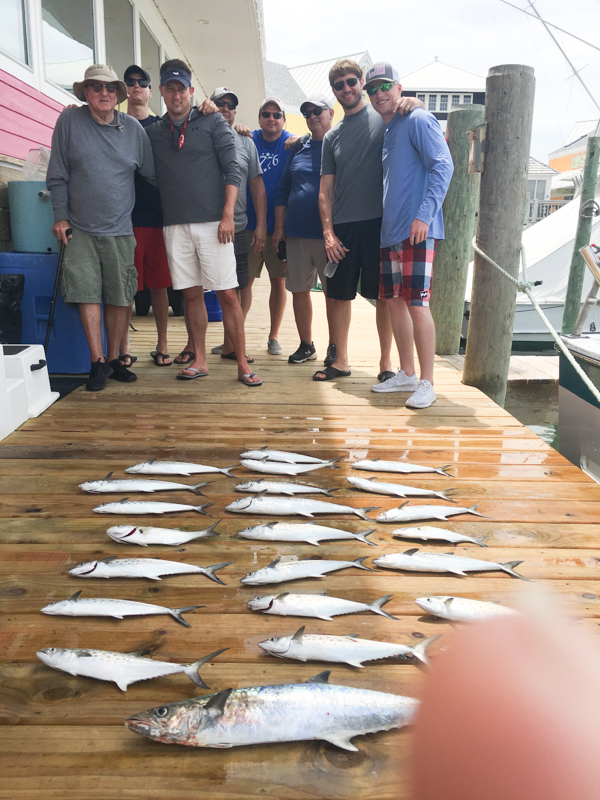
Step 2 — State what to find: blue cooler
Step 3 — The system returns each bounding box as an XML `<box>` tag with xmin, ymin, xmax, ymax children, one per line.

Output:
<box><xmin>204</xmin><ymin>290</ymin><xmax>223</xmax><ymax>322</ymax></box>
<box><xmin>0</xmin><ymin>252</ymin><xmax>106</xmax><ymax>374</ymax></box>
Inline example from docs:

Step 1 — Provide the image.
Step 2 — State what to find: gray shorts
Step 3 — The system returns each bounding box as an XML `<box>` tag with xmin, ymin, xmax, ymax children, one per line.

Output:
<box><xmin>61</xmin><ymin>227</ymin><xmax>137</xmax><ymax>306</ymax></box>
<box><xmin>246</xmin><ymin>231</ymin><xmax>287</xmax><ymax>280</ymax></box>
<box><xmin>285</xmin><ymin>236</ymin><xmax>328</xmax><ymax>293</ymax></box>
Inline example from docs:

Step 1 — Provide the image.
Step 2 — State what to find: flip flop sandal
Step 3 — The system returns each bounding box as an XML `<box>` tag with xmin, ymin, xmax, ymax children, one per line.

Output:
<box><xmin>174</xmin><ymin>350</ymin><xmax>195</xmax><ymax>365</ymax></box>
<box><xmin>118</xmin><ymin>353</ymin><xmax>137</xmax><ymax>366</ymax></box>
<box><xmin>377</xmin><ymin>371</ymin><xmax>395</xmax><ymax>382</ymax></box>
<box><xmin>238</xmin><ymin>372</ymin><xmax>262</xmax><ymax>387</ymax></box>
<box><xmin>151</xmin><ymin>351</ymin><xmax>173</xmax><ymax>367</ymax></box>
<box><xmin>176</xmin><ymin>368</ymin><xmax>209</xmax><ymax>380</ymax></box>
<box><xmin>221</xmin><ymin>351</ymin><xmax>254</xmax><ymax>363</ymax></box>
<box><xmin>312</xmin><ymin>366</ymin><xmax>352</xmax><ymax>382</ymax></box>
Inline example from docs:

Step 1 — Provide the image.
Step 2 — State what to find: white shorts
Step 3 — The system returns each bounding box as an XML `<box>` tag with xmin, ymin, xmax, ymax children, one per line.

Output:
<box><xmin>163</xmin><ymin>221</ymin><xmax>237</xmax><ymax>291</ymax></box>
<box><xmin>285</xmin><ymin>236</ymin><xmax>328</xmax><ymax>293</ymax></box>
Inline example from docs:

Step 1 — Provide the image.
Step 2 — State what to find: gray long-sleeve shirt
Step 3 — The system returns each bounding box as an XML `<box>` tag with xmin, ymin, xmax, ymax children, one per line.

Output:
<box><xmin>46</xmin><ymin>105</ymin><xmax>156</xmax><ymax>237</ymax></box>
<box><xmin>145</xmin><ymin>107</ymin><xmax>241</xmax><ymax>227</ymax></box>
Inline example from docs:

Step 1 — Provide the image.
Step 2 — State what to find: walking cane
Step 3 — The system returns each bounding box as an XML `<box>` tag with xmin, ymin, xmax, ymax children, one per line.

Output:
<box><xmin>43</xmin><ymin>228</ymin><xmax>72</xmax><ymax>355</ymax></box>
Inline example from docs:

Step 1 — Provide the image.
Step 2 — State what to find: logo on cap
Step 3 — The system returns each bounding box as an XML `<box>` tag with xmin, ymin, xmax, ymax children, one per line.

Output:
<box><xmin>370</xmin><ymin>65</ymin><xmax>386</xmax><ymax>77</ymax></box>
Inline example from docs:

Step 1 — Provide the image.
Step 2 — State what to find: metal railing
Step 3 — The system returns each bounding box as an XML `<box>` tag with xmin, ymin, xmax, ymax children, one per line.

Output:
<box><xmin>527</xmin><ymin>198</ymin><xmax>568</xmax><ymax>224</ymax></box>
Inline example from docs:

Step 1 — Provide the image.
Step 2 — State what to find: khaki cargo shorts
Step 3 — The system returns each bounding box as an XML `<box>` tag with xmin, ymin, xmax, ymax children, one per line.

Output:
<box><xmin>246</xmin><ymin>230</ymin><xmax>287</xmax><ymax>281</ymax></box>
<box><xmin>61</xmin><ymin>227</ymin><xmax>137</xmax><ymax>306</ymax></box>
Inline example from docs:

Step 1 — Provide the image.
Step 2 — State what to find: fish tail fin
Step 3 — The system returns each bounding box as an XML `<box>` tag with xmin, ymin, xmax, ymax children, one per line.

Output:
<box><xmin>170</xmin><ymin>605</ymin><xmax>204</xmax><ymax>627</ymax></box>
<box><xmin>195</xmin><ymin>502</ymin><xmax>214</xmax><ymax>516</ymax></box>
<box><xmin>439</xmin><ymin>489</ymin><xmax>458</xmax><ymax>503</ymax></box>
<box><xmin>468</xmin><ymin>504</ymin><xmax>490</xmax><ymax>518</ymax></box>
<box><xmin>352</xmin><ymin>556</ymin><xmax>376</xmax><ymax>571</ymax></box>
<box><xmin>437</xmin><ymin>465</ymin><xmax>453</xmax><ymax>476</ymax></box>
<box><xmin>368</xmin><ymin>594</ymin><xmax>398</xmax><ymax>619</ymax></box>
<box><xmin>223</xmin><ymin>466</ymin><xmax>238</xmax><ymax>477</ymax></box>
<box><xmin>355</xmin><ymin>507</ymin><xmax>379</xmax><ymax>521</ymax></box>
<box><xmin>411</xmin><ymin>634</ymin><xmax>444</xmax><ymax>665</ymax></box>
<box><xmin>184</xmin><ymin>647</ymin><xmax>229</xmax><ymax>688</ymax></box>
<box><xmin>353</xmin><ymin>528</ymin><xmax>378</xmax><ymax>546</ymax></box>
<box><xmin>501</xmin><ymin>560</ymin><xmax>530</xmax><ymax>581</ymax></box>
<box><xmin>324</xmin><ymin>488</ymin><xmax>341</xmax><ymax>496</ymax></box>
<box><xmin>204</xmin><ymin>561</ymin><xmax>235</xmax><ymax>584</ymax></box>
<box><xmin>474</xmin><ymin>536</ymin><xmax>488</xmax><ymax>547</ymax></box>
<box><xmin>191</xmin><ymin>482</ymin><xmax>209</xmax><ymax>496</ymax></box>
<box><xmin>329</xmin><ymin>457</ymin><xmax>344</xmax><ymax>469</ymax></box>
<box><xmin>199</xmin><ymin>521</ymin><xmax>221</xmax><ymax>539</ymax></box>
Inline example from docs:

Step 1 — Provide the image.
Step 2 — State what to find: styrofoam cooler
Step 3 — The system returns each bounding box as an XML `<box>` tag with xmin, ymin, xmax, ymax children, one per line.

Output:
<box><xmin>3</xmin><ymin>344</ymin><xmax>59</xmax><ymax>417</ymax></box>
<box><xmin>0</xmin><ymin>344</ymin><xmax>29</xmax><ymax>440</ymax></box>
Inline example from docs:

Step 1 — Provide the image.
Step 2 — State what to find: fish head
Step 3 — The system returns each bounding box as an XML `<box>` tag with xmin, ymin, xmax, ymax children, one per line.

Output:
<box><xmin>225</xmin><ymin>498</ymin><xmax>254</xmax><ymax>513</ymax></box>
<box><xmin>257</xmin><ymin>635</ymin><xmax>292</xmax><ymax>656</ymax></box>
<box><xmin>392</xmin><ymin>527</ymin><xmax>420</xmax><ymax>538</ymax></box>
<box><xmin>69</xmin><ymin>560</ymin><xmax>100</xmax><ymax>577</ymax></box>
<box><xmin>415</xmin><ymin>596</ymin><xmax>448</xmax><ymax>616</ymax></box>
<box><xmin>125</xmin><ymin>700</ymin><xmax>203</xmax><ymax>745</ymax></box>
<box><xmin>40</xmin><ymin>599</ymin><xmax>70</xmax><ymax>615</ymax></box>
<box><xmin>246</xmin><ymin>595</ymin><xmax>275</xmax><ymax>611</ymax></box>
<box><xmin>240</xmin><ymin>568</ymin><xmax>267</xmax><ymax>584</ymax></box>
<box><xmin>106</xmin><ymin>525</ymin><xmax>140</xmax><ymax>542</ymax></box>
<box><xmin>78</xmin><ymin>480</ymin><xmax>103</xmax><ymax>492</ymax></box>
<box><xmin>235</xmin><ymin>481</ymin><xmax>254</xmax><ymax>492</ymax></box>
<box><xmin>37</xmin><ymin>647</ymin><xmax>90</xmax><ymax>668</ymax></box>
<box><xmin>124</xmin><ymin>463</ymin><xmax>144</xmax><ymax>474</ymax></box>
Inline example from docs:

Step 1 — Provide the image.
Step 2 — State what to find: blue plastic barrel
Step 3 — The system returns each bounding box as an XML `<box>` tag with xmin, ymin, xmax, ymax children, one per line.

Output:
<box><xmin>0</xmin><ymin>252</ymin><xmax>106</xmax><ymax>373</ymax></box>
<box><xmin>7</xmin><ymin>181</ymin><xmax>57</xmax><ymax>254</ymax></box>
<box><xmin>204</xmin><ymin>290</ymin><xmax>223</xmax><ymax>322</ymax></box>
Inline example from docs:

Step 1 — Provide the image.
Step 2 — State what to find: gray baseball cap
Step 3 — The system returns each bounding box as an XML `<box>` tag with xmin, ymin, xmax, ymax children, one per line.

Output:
<box><xmin>210</xmin><ymin>86</ymin><xmax>239</xmax><ymax>105</ymax></box>
<box><xmin>364</xmin><ymin>62</ymin><xmax>400</xmax><ymax>88</ymax></box>
<box><xmin>300</xmin><ymin>97</ymin><xmax>334</xmax><ymax>115</ymax></box>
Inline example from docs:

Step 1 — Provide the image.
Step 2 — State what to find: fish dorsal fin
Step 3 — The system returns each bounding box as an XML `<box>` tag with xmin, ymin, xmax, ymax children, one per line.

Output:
<box><xmin>126</xmin><ymin>649</ymin><xmax>147</xmax><ymax>658</ymax></box>
<box><xmin>118</xmin><ymin>497</ymin><xmax>130</xmax><ymax>503</ymax></box>
<box><xmin>254</xmin><ymin>490</ymin><xmax>268</xmax><ymax>499</ymax></box>
<box><xmin>147</xmin><ymin>459</ymin><xmax>156</xmax><ymax>464</ymax></box>
<box><xmin>403</xmin><ymin>548</ymin><xmax>419</xmax><ymax>556</ymax></box>
<box><xmin>371</xmin><ymin>458</ymin><xmax>380</xmax><ymax>462</ymax></box>
<box><xmin>306</xmin><ymin>670</ymin><xmax>331</xmax><ymax>684</ymax></box>
<box><xmin>258</xmin><ymin>447</ymin><xmax>268</xmax><ymax>451</ymax></box>
<box><xmin>69</xmin><ymin>591</ymin><xmax>82</xmax><ymax>602</ymax></box>
<box><xmin>266</xmin><ymin>522</ymin><xmax>278</xmax><ymax>528</ymax></box>
<box><xmin>101</xmin><ymin>556</ymin><xmax>119</xmax><ymax>564</ymax></box>
<box><xmin>368</xmin><ymin>476</ymin><xmax>382</xmax><ymax>482</ymax></box>
<box><xmin>292</xmin><ymin>626</ymin><xmax>305</xmax><ymax>642</ymax></box>
<box><xmin>444</xmin><ymin>552</ymin><xmax>454</xmax><ymax>556</ymax></box>
<box><xmin>275</xmin><ymin>592</ymin><xmax>289</xmax><ymax>599</ymax></box>
<box><xmin>103</xmin><ymin>472</ymin><xmax>113</xmax><ymax>481</ymax></box>
<box><xmin>205</xmin><ymin>688</ymin><xmax>233</xmax><ymax>713</ymax></box>
<box><xmin>444</xmin><ymin>598</ymin><xmax>454</xmax><ymax>607</ymax></box>
<box><xmin>345</xmin><ymin>634</ymin><xmax>359</xmax><ymax>638</ymax></box>
<box><xmin>266</xmin><ymin>557</ymin><xmax>281</xmax><ymax>569</ymax></box>
<box><xmin>255</xmin><ymin>478</ymin><xmax>264</xmax><ymax>483</ymax></box>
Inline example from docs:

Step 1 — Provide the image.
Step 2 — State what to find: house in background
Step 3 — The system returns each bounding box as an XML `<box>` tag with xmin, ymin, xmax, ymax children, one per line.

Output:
<box><xmin>548</xmin><ymin>121</ymin><xmax>600</xmax><ymax>205</ymax></box>
<box><xmin>526</xmin><ymin>156</ymin><xmax>562</xmax><ymax>226</ymax></box>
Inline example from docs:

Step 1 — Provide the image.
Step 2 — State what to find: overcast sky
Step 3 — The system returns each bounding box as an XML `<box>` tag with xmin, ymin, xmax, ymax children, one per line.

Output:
<box><xmin>263</xmin><ymin>0</ymin><xmax>600</xmax><ymax>162</ymax></box>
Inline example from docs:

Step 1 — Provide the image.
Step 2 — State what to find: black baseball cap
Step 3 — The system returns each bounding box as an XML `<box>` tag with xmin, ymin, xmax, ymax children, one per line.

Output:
<box><xmin>124</xmin><ymin>64</ymin><xmax>151</xmax><ymax>85</ymax></box>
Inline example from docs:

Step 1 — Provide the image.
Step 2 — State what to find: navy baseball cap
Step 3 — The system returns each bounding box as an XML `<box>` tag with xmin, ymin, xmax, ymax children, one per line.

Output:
<box><xmin>124</xmin><ymin>64</ymin><xmax>151</xmax><ymax>84</ymax></box>
<box><xmin>160</xmin><ymin>68</ymin><xmax>192</xmax><ymax>88</ymax></box>
<box><xmin>364</xmin><ymin>62</ymin><xmax>400</xmax><ymax>88</ymax></box>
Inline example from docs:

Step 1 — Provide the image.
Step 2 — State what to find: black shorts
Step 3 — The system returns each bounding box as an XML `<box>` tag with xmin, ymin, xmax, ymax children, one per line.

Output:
<box><xmin>326</xmin><ymin>217</ymin><xmax>382</xmax><ymax>301</ymax></box>
<box><xmin>234</xmin><ymin>230</ymin><xmax>249</xmax><ymax>290</ymax></box>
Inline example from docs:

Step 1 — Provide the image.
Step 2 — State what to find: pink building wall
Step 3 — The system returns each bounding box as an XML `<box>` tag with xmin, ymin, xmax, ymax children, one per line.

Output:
<box><xmin>0</xmin><ymin>69</ymin><xmax>64</xmax><ymax>161</ymax></box>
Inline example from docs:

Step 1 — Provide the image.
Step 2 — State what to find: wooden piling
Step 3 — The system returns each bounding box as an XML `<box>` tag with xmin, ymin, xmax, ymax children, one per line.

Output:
<box><xmin>431</xmin><ymin>104</ymin><xmax>485</xmax><ymax>354</ymax></box>
<box><xmin>562</xmin><ymin>136</ymin><xmax>600</xmax><ymax>334</ymax></box>
<box><xmin>462</xmin><ymin>64</ymin><xmax>535</xmax><ymax>406</ymax></box>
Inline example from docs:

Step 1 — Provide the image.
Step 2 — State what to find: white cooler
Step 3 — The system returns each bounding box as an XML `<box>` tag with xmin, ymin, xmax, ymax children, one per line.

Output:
<box><xmin>3</xmin><ymin>344</ymin><xmax>59</xmax><ymax>418</ymax></box>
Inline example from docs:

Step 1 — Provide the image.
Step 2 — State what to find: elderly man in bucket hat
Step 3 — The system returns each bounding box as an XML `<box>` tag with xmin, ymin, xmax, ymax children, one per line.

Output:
<box><xmin>46</xmin><ymin>63</ymin><xmax>156</xmax><ymax>391</ymax></box>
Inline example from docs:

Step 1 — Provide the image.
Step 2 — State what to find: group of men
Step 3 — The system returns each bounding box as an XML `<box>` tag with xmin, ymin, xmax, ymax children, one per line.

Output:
<box><xmin>46</xmin><ymin>55</ymin><xmax>452</xmax><ymax>408</ymax></box>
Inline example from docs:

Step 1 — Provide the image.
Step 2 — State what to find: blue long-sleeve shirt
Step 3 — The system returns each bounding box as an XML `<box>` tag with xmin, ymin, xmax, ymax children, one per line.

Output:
<box><xmin>381</xmin><ymin>108</ymin><xmax>453</xmax><ymax>247</ymax></box>
<box><xmin>275</xmin><ymin>138</ymin><xmax>323</xmax><ymax>239</ymax></box>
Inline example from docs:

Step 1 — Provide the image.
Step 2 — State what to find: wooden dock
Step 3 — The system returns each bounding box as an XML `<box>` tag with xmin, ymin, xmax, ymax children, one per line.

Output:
<box><xmin>2</xmin><ymin>278</ymin><xmax>600</xmax><ymax>799</ymax></box>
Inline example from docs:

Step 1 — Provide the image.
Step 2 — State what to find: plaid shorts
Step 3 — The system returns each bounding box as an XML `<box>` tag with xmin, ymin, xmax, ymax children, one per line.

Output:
<box><xmin>379</xmin><ymin>237</ymin><xmax>436</xmax><ymax>305</ymax></box>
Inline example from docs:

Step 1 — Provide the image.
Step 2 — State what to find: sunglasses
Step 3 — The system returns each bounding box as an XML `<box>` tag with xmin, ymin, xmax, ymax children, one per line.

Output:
<box><xmin>366</xmin><ymin>81</ymin><xmax>396</xmax><ymax>96</ymax></box>
<box><xmin>260</xmin><ymin>110</ymin><xmax>283</xmax><ymax>119</ymax></box>
<box><xmin>216</xmin><ymin>99</ymin><xmax>237</xmax><ymax>110</ymax></box>
<box><xmin>125</xmin><ymin>77</ymin><xmax>150</xmax><ymax>88</ymax></box>
<box><xmin>332</xmin><ymin>77</ymin><xmax>359</xmax><ymax>92</ymax></box>
<box><xmin>303</xmin><ymin>107</ymin><xmax>324</xmax><ymax>118</ymax></box>
<box><xmin>88</xmin><ymin>82</ymin><xmax>118</xmax><ymax>94</ymax></box>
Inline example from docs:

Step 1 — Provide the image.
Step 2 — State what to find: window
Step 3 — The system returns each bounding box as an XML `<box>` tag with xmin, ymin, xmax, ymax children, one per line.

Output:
<box><xmin>527</xmin><ymin>179</ymin><xmax>546</xmax><ymax>201</ymax></box>
<box><xmin>463</xmin><ymin>94</ymin><xmax>472</xmax><ymax>104</ymax></box>
<box><xmin>417</xmin><ymin>94</ymin><xmax>425</xmax><ymax>103</ymax></box>
<box><xmin>1</xmin><ymin>0</ymin><xmax>28</xmax><ymax>64</ymax></box>
<box><xmin>428</xmin><ymin>94</ymin><xmax>437</xmax><ymax>112</ymax></box>
<box><xmin>440</xmin><ymin>94</ymin><xmax>448</xmax><ymax>111</ymax></box>
<box><xmin>42</xmin><ymin>0</ymin><xmax>95</xmax><ymax>92</ymax></box>
<box><xmin>140</xmin><ymin>19</ymin><xmax>160</xmax><ymax>115</ymax></box>
<box><xmin>104</xmin><ymin>0</ymin><xmax>134</xmax><ymax>83</ymax></box>
<box><xmin>451</xmin><ymin>94</ymin><xmax>460</xmax><ymax>107</ymax></box>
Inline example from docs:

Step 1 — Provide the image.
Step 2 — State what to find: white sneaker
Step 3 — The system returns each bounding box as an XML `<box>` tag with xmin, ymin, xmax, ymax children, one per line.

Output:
<box><xmin>405</xmin><ymin>379</ymin><xmax>436</xmax><ymax>409</ymax></box>
<box><xmin>371</xmin><ymin>369</ymin><xmax>419</xmax><ymax>393</ymax></box>
<box><xmin>268</xmin><ymin>339</ymin><xmax>283</xmax><ymax>355</ymax></box>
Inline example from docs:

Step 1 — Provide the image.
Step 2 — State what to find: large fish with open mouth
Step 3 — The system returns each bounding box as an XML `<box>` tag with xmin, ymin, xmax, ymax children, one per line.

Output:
<box><xmin>236</xmin><ymin>521</ymin><xmax>376</xmax><ymax>546</ymax></box>
<box><xmin>347</xmin><ymin>476</ymin><xmax>455</xmax><ymax>501</ymax></box>
<box><xmin>126</xmin><ymin>460</ymin><xmax>237</xmax><ymax>477</ymax></box>
<box><xmin>240</xmin><ymin>556</ymin><xmax>376</xmax><ymax>585</ymax></box>
<box><xmin>37</xmin><ymin>646</ymin><xmax>227</xmax><ymax>692</ymax></box>
<box><xmin>93</xmin><ymin>499</ymin><xmax>213</xmax><ymax>515</ymax></box>
<box><xmin>240</xmin><ymin>459</ymin><xmax>340</xmax><ymax>476</ymax></box>
<box><xmin>226</xmin><ymin>493</ymin><xmax>378</xmax><ymax>520</ymax></box>
<box><xmin>41</xmin><ymin>590</ymin><xmax>203</xmax><ymax>627</ymax></box>
<box><xmin>258</xmin><ymin>627</ymin><xmax>443</xmax><ymax>667</ymax></box>
<box><xmin>247</xmin><ymin>591</ymin><xmax>398</xmax><ymax>620</ymax></box>
<box><xmin>79</xmin><ymin>473</ymin><xmax>209</xmax><ymax>495</ymax></box>
<box><xmin>373</xmin><ymin>549</ymin><xmax>529</xmax><ymax>580</ymax></box>
<box><xmin>106</xmin><ymin>522</ymin><xmax>221</xmax><ymax>547</ymax></box>
<box><xmin>240</xmin><ymin>448</ymin><xmax>333</xmax><ymax>464</ymax></box>
<box><xmin>125</xmin><ymin>670</ymin><xmax>419</xmax><ymax>750</ymax></box>
<box><xmin>234</xmin><ymin>479</ymin><xmax>338</xmax><ymax>496</ymax></box>
<box><xmin>375</xmin><ymin>503</ymin><xmax>488</xmax><ymax>523</ymax></box>
<box><xmin>69</xmin><ymin>557</ymin><xmax>234</xmax><ymax>583</ymax></box>
<box><xmin>391</xmin><ymin>526</ymin><xmax>487</xmax><ymax>547</ymax></box>
<box><xmin>351</xmin><ymin>459</ymin><xmax>451</xmax><ymax>476</ymax></box>
<box><xmin>415</xmin><ymin>595</ymin><xmax>519</xmax><ymax>622</ymax></box>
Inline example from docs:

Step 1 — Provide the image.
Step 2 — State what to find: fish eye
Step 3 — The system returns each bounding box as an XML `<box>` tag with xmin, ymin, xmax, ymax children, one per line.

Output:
<box><xmin>155</xmin><ymin>706</ymin><xmax>169</xmax><ymax>717</ymax></box>
<box><xmin>47</xmin><ymin>647</ymin><xmax>57</xmax><ymax>653</ymax></box>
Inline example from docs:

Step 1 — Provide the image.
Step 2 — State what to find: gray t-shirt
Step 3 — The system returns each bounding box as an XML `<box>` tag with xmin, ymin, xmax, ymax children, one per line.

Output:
<box><xmin>320</xmin><ymin>103</ymin><xmax>384</xmax><ymax>225</ymax></box>
<box><xmin>47</xmin><ymin>105</ymin><xmax>156</xmax><ymax>237</ymax></box>
<box><xmin>233</xmin><ymin>129</ymin><xmax>262</xmax><ymax>233</ymax></box>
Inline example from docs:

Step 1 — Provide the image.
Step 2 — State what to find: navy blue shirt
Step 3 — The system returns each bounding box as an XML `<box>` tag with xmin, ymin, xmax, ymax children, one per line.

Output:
<box><xmin>275</xmin><ymin>138</ymin><xmax>323</xmax><ymax>240</ymax></box>
<box><xmin>132</xmin><ymin>115</ymin><xmax>162</xmax><ymax>229</ymax></box>
<box><xmin>246</xmin><ymin>129</ymin><xmax>292</xmax><ymax>233</ymax></box>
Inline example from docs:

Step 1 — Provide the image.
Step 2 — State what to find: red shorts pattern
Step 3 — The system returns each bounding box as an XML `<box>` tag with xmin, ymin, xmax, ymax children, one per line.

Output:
<box><xmin>379</xmin><ymin>237</ymin><xmax>436</xmax><ymax>306</ymax></box>
<box><xmin>133</xmin><ymin>227</ymin><xmax>172</xmax><ymax>291</ymax></box>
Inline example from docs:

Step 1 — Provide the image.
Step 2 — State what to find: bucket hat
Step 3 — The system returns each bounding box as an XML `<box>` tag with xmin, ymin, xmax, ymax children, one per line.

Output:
<box><xmin>73</xmin><ymin>64</ymin><xmax>127</xmax><ymax>104</ymax></box>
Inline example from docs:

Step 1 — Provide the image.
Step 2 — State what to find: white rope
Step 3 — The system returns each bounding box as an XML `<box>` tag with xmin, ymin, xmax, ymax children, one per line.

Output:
<box><xmin>471</xmin><ymin>236</ymin><xmax>600</xmax><ymax>405</ymax></box>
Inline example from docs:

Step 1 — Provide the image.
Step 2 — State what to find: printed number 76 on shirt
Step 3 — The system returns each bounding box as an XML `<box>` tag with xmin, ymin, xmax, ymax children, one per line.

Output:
<box><xmin>259</xmin><ymin>153</ymin><xmax>279</xmax><ymax>170</ymax></box>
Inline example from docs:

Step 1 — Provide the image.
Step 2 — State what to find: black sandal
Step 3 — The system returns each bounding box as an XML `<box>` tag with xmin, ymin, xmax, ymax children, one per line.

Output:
<box><xmin>173</xmin><ymin>350</ymin><xmax>195</xmax><ymax>365</ymax></box>
<box><xmin>118</xmin><ymin>353</ymin><xmax>137</xmax><ymax>366</ymax></box>
<box><xmin>221</xmin><ymin>351</ymin><xmax>254</xmax><ymax>363</ymax></box>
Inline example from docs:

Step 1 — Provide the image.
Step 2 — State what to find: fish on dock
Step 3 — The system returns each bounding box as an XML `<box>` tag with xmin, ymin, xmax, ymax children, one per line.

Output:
<box><xmin>415</xmin><ymin>595</ymin><xmax>519</xmax><ymax>622</ymax></box>
<box><xmin>124</xmin><ymin>670</ymin><xmax>419</xmax><ymax>750</ymax></box>
<box><xmin>240</xmin><ymin>448</ymin><xmax>333</xmax><ymax>464</ymax></box>
<box><xmin>226</xmin><ymin>493</ymin><xmax>378</xmax><ymax>520</ymax></box>
<box><xmin>234</xmin><ymin>479</ymin><xmax>338</xmax><ymax>496</ymax></box>
<box><xmin>93</xmin><ymin>499</ymin><xmax>213</xmax><ymax>515</ymax></box>
<box><xmin>69</xmin><ymin>557</ymin><xmax>234</xmax><ymax>583</ymax></box>
<box><xmin>41</xmin><ymin>591</ymin><xmax>203</xmax><ymax>627</ymax></box>
<box><xmin>240</xmin><ymin>458</ymin><xmax>341</xmax><ymax>476</ymax></box>
<box><xmin>351</xmin><ymin>459</ymin><xmax>451</xmax><ymax>476</ymax></box>
<box><xmin>391</xmin><ymin>525</ymin><xmax>487</xmax><ymax>547</ymax></box>
<box><xmin>247</xmin><ymin>592</ymin><xmax>398</xmax><ymax>620</ymax></box>
<box><xmin>240</xmin><ymin>556</ymin><xmax>376</xmax><ymax>585</ymax></box>
<box><xmin>106</xmin><ymin>522</ymin><xmax>221</xmax><ymax>546</ymax></box>
<box><xmin>375</xmin><ymin>503</ymin><xmax>488</xmax><ymax>523</ymax></box>
<box><xmin>258</xmin><ymin>627</ymin><xmax>443</xmax><ymax>667</ymax></box>
<box><xmin>37</xmin><ymin>646</ymin><xmax>227</xmax><ymax>692</ymax></box>
<box><xmin>79</xmin><ymin>473</ymin><xmax>209</xmax><ymax>495</ymax></box>
<box><xmin>373</xmin><ymin>549</ymin><xmax>529</xmax><ymax>580</ymax></box>
<box><xmin>126</xmin><ymin>460</ymin><xmax>237</xmax><ymax>477</ymax></box>
<box><xmin>347</xmin><ymin>475</ymin><xmax>455</xmax><ymax>501</ymax></box>
<box><xmin>236</xmin><ymin>521</ymin><xmax>377</xmax><ymax>546</ymax></box>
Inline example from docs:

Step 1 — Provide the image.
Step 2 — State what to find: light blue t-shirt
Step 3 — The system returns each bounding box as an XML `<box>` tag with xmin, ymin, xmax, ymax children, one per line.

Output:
<box><xmin>381</xmin><ymin>108</ymin><xmax>453</xmax><ymax>248</ymax></box>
